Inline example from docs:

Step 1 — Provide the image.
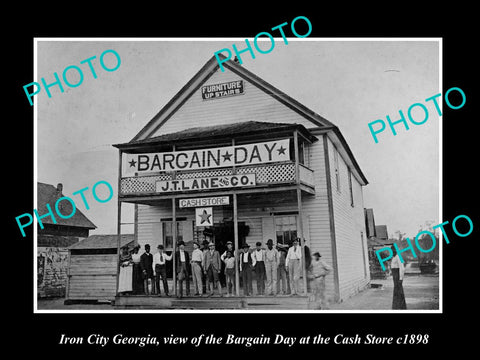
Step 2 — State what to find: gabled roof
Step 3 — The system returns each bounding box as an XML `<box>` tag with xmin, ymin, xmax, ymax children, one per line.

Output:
<box><xmin>119</xmin><ymin>53</ymin><xmax>368</xmax><ymax>185</ymax></box>
<box><xmin>37</xmin><ymin>182</ymin><xmax>96</xmax><ymax>229</ymax></box>
<box><xmin>113</xmin><ymin>121</ymin><xmax>317</xmax><ymax>150</ymax></box>
<box><xmin>130</xmin><ymin>54</ymin><xmax>335</xmax><ymax>143</ymax></box>
<box><xmin>68</xmin><ymin>234</ymin><xmax>134</xmax><ymax>250</ymax></box>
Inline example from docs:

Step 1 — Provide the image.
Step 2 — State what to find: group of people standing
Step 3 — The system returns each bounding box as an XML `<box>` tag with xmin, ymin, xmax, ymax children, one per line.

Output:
<box><xmin>117</xmin><ymin>237</ymin><xmax>333</xmax><ymax>307</ymax></box>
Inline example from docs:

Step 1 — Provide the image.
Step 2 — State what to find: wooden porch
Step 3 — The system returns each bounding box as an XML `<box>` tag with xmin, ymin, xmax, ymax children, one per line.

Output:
<box><xmin>114</xmin><ymin>294</ymin><xmax>311</xmax><ymax>310</ymax></box>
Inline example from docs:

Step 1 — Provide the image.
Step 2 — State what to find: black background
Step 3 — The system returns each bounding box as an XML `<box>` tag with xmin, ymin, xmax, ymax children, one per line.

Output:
<box><xmin>7</xmin><ymin>5</ymin><xmax>477</xmax><ymax>356</ymax></box>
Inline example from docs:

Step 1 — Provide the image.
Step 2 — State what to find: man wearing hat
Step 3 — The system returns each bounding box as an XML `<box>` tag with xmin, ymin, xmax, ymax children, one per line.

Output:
<box><xmin>201</xmin><ymin>239</ymin><xmax>211</xmax><ymax>294</ymax></box>
<box><xmin>190</xmin><ymin>242</ymin><xmax>204</xmax><ymax>296</ymax></box>
<box><xmin>202</xmin><ymin>242</ymin><xmax>223</xmax><ymax>297</ymax></box>
<box><xmin>152</xmin><ymin>244</ymin><xmax>172</xmax><ymax>296</ymax></box>
<box><xmin>140</xmin><ymin>244</ymin><xmax>154</xmax><ymax>295</ymax></box>
<box><xmin>252</xmin><ymin>241</ymin><xmax>266</xmax><ymax>295</ymax></box>
<box><xmin>220</xmin><ymin>240</ymin><xmax>235</xmax><ymax>293</ymax></box>
<box><xmin>276</xmin><ymin>244</ymin><xmax>291</xmax><ymax>295</ymax></box>
<box><xmin>264</xmin><ymin>239</ymin><xmax>279</xmax><ymax>296</ymax></box>
<box><xmin>285</xmin><ymin>238</ymin><xmax>303</xmax><ymax>296</ymax></box>
<box><xmin>175</xmin><ymin>240</ymin><xmax>190</xmax><ymax>298</ymax></box>
<box><xmin>307</xmin><ymin>252</ymin><xmax>332</xmax><ymax>309</ymax></box>
<box><xmin>239</xmin><ymin>243</ymin><xmax>255</xmax><ymax>296</ymax></box>
<box><xmin>220</xmin><ymin>240</ymin><xmax>234</xmax><ymax>262</ymax></box>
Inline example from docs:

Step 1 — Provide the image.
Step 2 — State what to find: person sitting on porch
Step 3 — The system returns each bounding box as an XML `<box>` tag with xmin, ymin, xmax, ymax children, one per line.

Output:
<box><xmin>252</xmin><ymin>242</ymin><xmax>266</xmax><ymax>295</ymax></box>
<box><xmin>190</xmin><ymin>242</ymin><xmax>204</xmax><ymax>296</ymax></box>
<box><xmin>239</xmin><ymin>243</ymin><xmax>255</xmax><ymax>296</ymax></box>
<box><xmin>140</xmin><ymin>244</ymin><xmax>154</xmax><ymax>295</ymax></box>
<box><xmin>152</xmin><ymin>244</ymin><xmax>172</xmax><ymax>297</ymax></box>
<box><xmin>175</xmin><ymin>241</ymin><xmax>190</xmax><ymax>298</ymax></box>
<box><xmin>223</xmin><ymin>251</ymin><xmax>236</xmax><ymax>297</ymax></box>
<box><xmin>203</xmin><ymin>242</ymin><xmax>223</xmax><ymax>297</ymax></box>
<box><xmin>118</xmin><ymin>246</ymin><xmax>133</xmax><ymax>295</ymax></box>
<box><xmin>285</xmin><ymin>238</ymin><xmax>302</xmax><ymax>296</ymax></box>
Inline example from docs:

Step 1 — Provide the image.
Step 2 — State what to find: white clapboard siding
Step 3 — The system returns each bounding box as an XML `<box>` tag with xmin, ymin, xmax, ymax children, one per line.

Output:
<box><xmin>327</xmin><ymin>137</ymin><xmax>370</xmax><ymax>301</ymax></box>
<box><xmin>137</xmin><ymin>204</ymin><xmax>196</xmax><ymax>252</ymax></box>
<box><xmin>67</xmin><ymin>254</ymin><xmax>118</xmax><ymax>300</ymax></box>
<box><xmin>151</xmin><ymin>67</ymin><xmax>317</xmax><ymax>137</ymax></box>
<box><xmin>301</xmin><ymin>137</ymin><xmax>336</xmax><ymax>301</ymax></box>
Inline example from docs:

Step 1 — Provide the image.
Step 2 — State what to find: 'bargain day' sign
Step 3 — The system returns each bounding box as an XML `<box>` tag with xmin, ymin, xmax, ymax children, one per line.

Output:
<box><xmin>124</xmin><ymin>139</ymin><xmax>290</xmax><ymax>175</ymax></box>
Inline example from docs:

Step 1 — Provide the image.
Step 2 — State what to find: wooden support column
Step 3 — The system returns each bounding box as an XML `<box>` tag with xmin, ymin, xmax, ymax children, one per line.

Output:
<box><xmin>115</xmin><ymin>150</ymin><xmax>123</xmax><ymax>295</ymax></box>
<box><xmin>171</xmin><ymin>142</ymin><xmax>177</xmax><ymax>297</ymax></box>
<box><xmin>297</xmin><ymin>188</ymin><xmax>307</xmax><ymax>296</ymax></box>
<box><xmin>172</xmin><ymin>198</ymin><xmax>177</xmax><ymax>297</ymax></box>
<box><xmin>233</xmin><ymin>192</ymin><xmax>240</xmax><ymax>296</ymax></box>
<box><xmin>231</xmin><ymin>138</ymin><xmax>240</xmax><ymax>296</ymax></box>
<box><xmin>294</xmin><ymin>130</ymin><xmax>308</xmax><ymax>295</ymax></box>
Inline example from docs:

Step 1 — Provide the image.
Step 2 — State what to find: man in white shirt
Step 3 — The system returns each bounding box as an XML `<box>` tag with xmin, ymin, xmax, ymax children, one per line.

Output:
<box><xmin>308</xmin><ymin>252</ymin><xmax>332</xmax><ymax>309</ymax></box>
<box><xmin>264</xmin><ymin>239</ymin><xmax>279</xmax><ymax>296</ymax></box>
<box><xmin>285</xmin><ymin>238</ymin><xmax>302</xmax><ymax>295</ymax></box>
<box><xmin>152</xmin><ymin>244</ymin><xmax>172</xmax><ymax>296</ymax></box>
<box><xmin>252</xmin><ymin>241</ymin><xmax>266</xmax><ymax>295</ymax></box>
<box><xmin>239</xmin><ymin>243</ymin><xmax>255</xmax><ymax>296</ymax></box>
<box><xmin>190</xmin><ymin>242</ymin><xmax>204</xmax><ymax>296</ymax></box>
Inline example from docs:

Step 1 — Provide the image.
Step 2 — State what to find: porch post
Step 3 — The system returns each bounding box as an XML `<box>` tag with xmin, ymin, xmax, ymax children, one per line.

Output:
<box><xmin>233</xmin><ymin>192</ymin><xmax>240</xmax><ymax>296</ymax></box>
<box><xmin>172</xmin><ymin>144</ymin><xmax>177</xmax><ymax>297</ymax></box>
<box><xmin>294</xmin><ymin>130</ymin><xmax>308</xmax><ymax>296</ymax></box>
<box><xmin>115</xmin><ymin>150</ymin><xmax>123</xmax><ymax>295</ymax></box>
<box><xmin>172</xmin><ymin>197</ymin><xmax>177</xmax><ymax>297</ymax></box>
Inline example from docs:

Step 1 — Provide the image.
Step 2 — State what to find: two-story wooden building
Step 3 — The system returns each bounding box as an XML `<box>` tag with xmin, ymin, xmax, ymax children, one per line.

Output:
<box><xmin>113</xmin><ymin>54</ymin><xmax>370</xmax><ymax>304</ymax></box>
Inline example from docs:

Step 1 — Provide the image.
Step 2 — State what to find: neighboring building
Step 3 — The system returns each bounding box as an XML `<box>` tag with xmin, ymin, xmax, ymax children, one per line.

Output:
<box><xmin>37</xmin><ymin>182</ymin><xmax>96</xmax><ymax>298</ymax></box>
<box><xmin>113</xmin><ymin>54</ymin><xmax>370</xmax><ymax>303</ymax></box>
<box><xmin>364</xmin><ymin>208</ymin><xmax>392</xmax><ymax>279</ymax></box>
<box><xmin>66</xmin><ymin>234</ymin><xmax>134</xmax><ymax>303</ymax></box>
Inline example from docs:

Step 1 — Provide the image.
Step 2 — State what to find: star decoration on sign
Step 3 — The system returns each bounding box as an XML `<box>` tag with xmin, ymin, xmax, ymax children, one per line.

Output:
<box><xmin>222</xmin><ymin>151</ymin><xmax>232</xmax><ymax>162</ymax></box>
<box><xmin>199</xmin><ymin>209</ymin><xmax>212</xmax><ymax>224</ymax></box>
<box><xmin>277</xmin><ymin>146</ymin><xmax>287</xmax><ymax>155</ymax></box>
<box><xmin>129</xmin><ymin>159</ymin><xmax>137</xmax><ymax>168</ymax></box>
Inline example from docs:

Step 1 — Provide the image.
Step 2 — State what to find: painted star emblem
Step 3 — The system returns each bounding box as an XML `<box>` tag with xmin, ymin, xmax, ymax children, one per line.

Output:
<box><xmin>277</xmin><ymin>146</ymin><xmax>287</xmax><ymax>155</ymax></box>
<box><xmin>199</xmin><ymin>209</ymin><xmax>212</xmax><ymax>224</ymax></box>
<box><xmin>222</xmin><ymin>151</ymin><xmax>233</xmax><ymax>162</ymax></box>
<box><xmin>128</xmin><ymin>159</ymin><xmax>137</xmax><ymax>168</ymax></box>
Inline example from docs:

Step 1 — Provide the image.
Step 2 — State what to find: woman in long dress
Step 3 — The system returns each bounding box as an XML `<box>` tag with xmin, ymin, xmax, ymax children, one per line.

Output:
<box><xmin>118</xmin><ymin>246</ymin><xmax>133</xmax><ymax>294</ymax></box>
<box><xmin>390</xmin><ymin>246</ymin><xmax>407</xmax><ymax>309</ymax></box>
<box><xmin>131</xmin><ymin>245</ymin><xmax>143</xmax><ymax>294</ymax></box>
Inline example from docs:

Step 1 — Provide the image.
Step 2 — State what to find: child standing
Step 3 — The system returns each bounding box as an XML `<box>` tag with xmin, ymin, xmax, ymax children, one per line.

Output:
<box><xmin>223</xmin><ymin>251</ymin><xmax>236</xmax><ymax>297</ymax></box>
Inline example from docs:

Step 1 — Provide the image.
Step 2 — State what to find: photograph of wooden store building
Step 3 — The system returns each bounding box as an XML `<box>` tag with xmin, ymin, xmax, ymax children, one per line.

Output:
<box><xmin>113</xmin><ymin>54</ymin><xmax>370</xmax><ymax>309</ymax></box>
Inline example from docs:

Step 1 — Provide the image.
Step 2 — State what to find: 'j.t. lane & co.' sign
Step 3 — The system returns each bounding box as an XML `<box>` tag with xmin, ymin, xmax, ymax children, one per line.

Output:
<box><xmin>124</xmin><ymin>139</ymin><xmax>290</xmax><ymax>175</ymax></box>
<box><xmin>201</xmin><ymin>80</ymin><xmax>244</xmax><ymax>100</ymax></box>
<box><xmin>156</xmin><ymin>174</ymin><xmax>256</xmax><ymax>193</ymax></box>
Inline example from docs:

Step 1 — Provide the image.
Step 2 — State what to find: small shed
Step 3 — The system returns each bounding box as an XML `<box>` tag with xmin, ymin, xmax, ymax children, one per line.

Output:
<box><xmin>65</xmin><ymin>234</ymin><xmax>134</xmax><ymax>303</ymax></box>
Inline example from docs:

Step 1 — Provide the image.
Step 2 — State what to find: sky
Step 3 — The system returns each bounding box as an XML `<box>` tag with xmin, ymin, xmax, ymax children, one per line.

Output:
<box><xmin>36</xmin><ymin>39</ymin><xmax>440</xmax><ymax>239</ymax></box>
